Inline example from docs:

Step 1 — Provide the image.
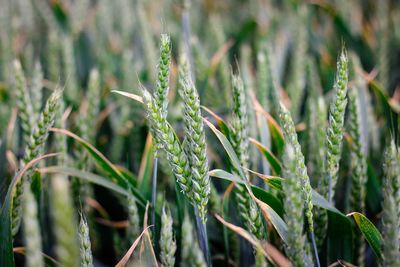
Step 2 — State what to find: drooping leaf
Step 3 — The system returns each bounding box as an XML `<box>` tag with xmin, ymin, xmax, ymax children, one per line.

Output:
<box><xmin>246</xmin><ymin>168</ymin><xmax>283</xmax><ymax>190</ymax></box>
<box><xmin>348</xmin><ymin>212</ymin><xmax>383</xmax><ymax>260</ymax></box>
<box><xmin>39</xmin><ymin>166</ymin><xmax>146</xmax><ymax>207</ymax></box>
<box><xmin>201</xmin><ymin>106</ymin><xmax>232</xmax><ymax>137</ymax></box>
<box><xmin>138</xmin><ymin>134</ymin><xmax>154</xmax><ymax>197</ymax></box>
<box><xmin>204</xmin><ymin>119</ymin><xmax>246</xmax><ymax>179</ymax></box>
<box><xmin>214</xmin><ymin>214</ymin><xmax>292</xmax><ymax>267</ymax></box>
<box><xmin>209</xmin><ymin>169</ymin><xmax>284</xmax><ymax>217</ymax></box>
<box><xmin>249</xmin><ymin>138</ymin><xmax>282</xmax><ymax>174</ymax></box>
<box><xmin>50</xmin><ymin>128</ymin><xmax>137</xmax><ymax>190</ymax></box>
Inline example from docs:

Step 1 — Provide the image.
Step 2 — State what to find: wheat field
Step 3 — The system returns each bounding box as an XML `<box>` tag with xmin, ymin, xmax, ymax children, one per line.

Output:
<box><xmin>0</xmin><ymin>0</ymin><xmax>399</xmax><ymax>266</ymax></box>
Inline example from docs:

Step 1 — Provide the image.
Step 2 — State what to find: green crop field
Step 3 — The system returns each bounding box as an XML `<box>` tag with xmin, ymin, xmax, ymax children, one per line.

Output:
<box><xmin>0</xmin><ymin>0</ymin><xmax>399</xmax><ymax>266</ymax></box>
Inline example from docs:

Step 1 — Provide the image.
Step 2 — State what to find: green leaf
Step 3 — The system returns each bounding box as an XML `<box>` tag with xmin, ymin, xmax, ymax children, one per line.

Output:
<box><xmin>50</xmin><ymin>128</ymin><xmax>137</xmax><ymax>190</ymax></box>
<box><xmin>201</xmin><ymin>106</ymin><xmax>232</xmax><ymax>138</ymax></box>
<box><xmin>138</xmin><ymin>134</ymin><xmax>154</xmax><ymax>197</ymax></box>
<box><xmin>348</xmin><ymin>212</ymin><xmax>383</xmax><ymax>260</ymax></box>
<box><xmin>245</xmin><ymin>168</ymin><xmax>283</xmax><ymax>191</ymax></box>
<box><xmin>116</xmin><ymin>165</ymin><xmax>137</xmax><ymax>188</ymax></box>
<box><xmin>39</xmin><ymin>166</ymin><xmax>146</xmax><ymax>207</ymax></box>
<box><xmin>204</xmin><ymin>119</ymin><xmax>246</xmax><ymax>179</ymax></box>
<box><xmin>249</xmin><ymin>138</ymin><xmax>282</xmax><ymax>174</ymax></box>
<box><xmin>208</xmin><ymin>169</ymin><xmax>287</xmax><ymax>241</ymax></box>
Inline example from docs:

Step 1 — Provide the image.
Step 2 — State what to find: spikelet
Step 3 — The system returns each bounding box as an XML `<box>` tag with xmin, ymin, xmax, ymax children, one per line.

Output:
<box><xmin>14</xmin><ymin>59</ymin><xmax>34</xmax><ymax>144</ymax></box>
<box><xmin>381</xmin><ymin>141</ymin><xmax>400</xmax><ymax>266</ymax></box>
<box><xmin>159</xmin><ymin>205</ymin><xmax>176</xmax><ymax>267</ymax></box>
<box><xmin>142</xmin><ymin>89</ymin><xmax>192</xmax><ymax>199</ymax></box>
<box><xmin>281</xmin><ymin>144</ymin><xmax>307</xmax><ymax>266</ymax></box>
<box><xmin>12</xmin><ymin>89</ymin><xmax>62</xmax><ymax>236</ymax></box>
<box><xmin>179</xmin><ymin>56</ymin><xmax>210</xmax><ymax>223</ymax></box>
<box><xmin>22</xmin><ymin>184</ymin><xmax>44</xmax><ymax>267</ymax></box>
<box><xmin>279</xmin><ymin>103</ymin><xmax>314</xmax><ymax>234</ymax></box>
<box><xmin>348</xmin><ymin>88</ymin><xmax>367</xmax><ymax>266</ymax></box>
<box><xmin>79</xmin><ymin>214</ymin><xmax>93</xmax><ymax>267</ymax></box>
<box><xmin>322</xmin><ymin>49</ymin><xmax>349</xmax><ymax>202</ymax></box>
<box><xmin>51</xmin><ymin>174</ymin><xmax>79</xmax><ymax>267</ymax></box>
<box><xmin>181</xmin><ymin>213</ymin><xmax>207</xmax><ymax>267</ymax></box>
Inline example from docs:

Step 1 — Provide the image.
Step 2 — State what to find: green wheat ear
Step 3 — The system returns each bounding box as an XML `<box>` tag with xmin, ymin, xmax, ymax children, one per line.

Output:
<box><xmin>79</xmin><ymin>213</ymin><xmax>93</xmax><ymax>267</ymax></box>
<box><xmin>348</xmin><ymin>87</ymin><xmax>367</xmax><ymax>266</ymax></box>
<box><xmin>31</xmin><ymin>60</ymin><xmax>43</xmax><ymax>119</ymax></box>
<box><xmin>322</xmin><ymin>48</ymin><xmax>349</xmax><ymax>203</ymax></box>
<box><xmin>12</xmin><ymin>88</ymin><xmax>62</xmax><ymax>237</ymax></box>
<box><xmin>142</xmin><ymin>88</ymin><xmax>192</xmax><ymax>199</ymax></box>
<box><xmin>159</xmin><ymin>204</ymin><xmax>176</xmax><ymax>267</ymax></box>
<box><xmin>181</xmin><ymin>212</ymin><xmax>207</xmax><ymax>267</ymax></box>
<box><xmin>230</xmin><ymin>73</ymin><xmax>265</xmax><ymax>240</ymax></box>
<box><xmin>154</xmin><ymin>34</ymin><xmax>171</xmax><ymax>120</ymax></box>
<box><xmin>281</xmin><ymin>143</ymin><xmax>307</xmax><ymax>266</ymax></box>
<box><xmin>14</xmin><ymin>59</ymin><xmax>34</xmax><ymax>145</ymax></box>
<box><xmin>179</xmin><ymin>56</ymin><xmax>210</xmax><ymax>223</ymax></box>
<box><xmin>51</xmin><ymin>174</ymin><xmax>79</xmax><ymax>267</ymax></box>
<box><xmin>381</xmin><ymin>140</ymin><xmax>400</xmax><ymax>266</ymax></box>
<box><xmin>279</xmin><ymin>103</ymin><xmax>314</xmax><ymax>234</ymax></box>
<box><xmin>22</xmin><ymin>183</ymin><xmax>44</xmax><ymax>267</ymax></box>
